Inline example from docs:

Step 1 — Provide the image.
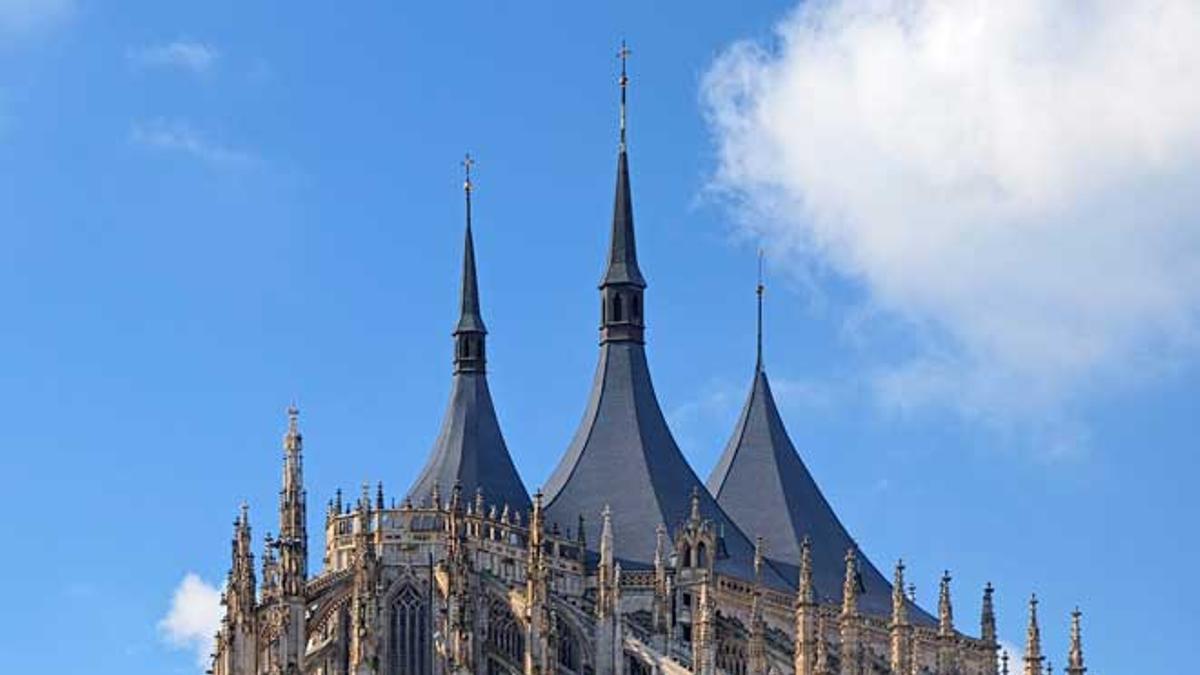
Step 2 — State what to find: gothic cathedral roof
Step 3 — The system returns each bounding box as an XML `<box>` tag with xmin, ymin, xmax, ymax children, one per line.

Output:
<box><xmin>708</xmin><ymin>361</ymin><xmax>935</xmax><ymax>623</ymax></box>
<box><xmin>405</xmin><ymin>173</ymin><xmax>532</xmax><ymax>515</ymax></box>
<box><xmin>541</xmin><ymin>133</ymin><xmax>787</xmax><ymax>588</ymax></box>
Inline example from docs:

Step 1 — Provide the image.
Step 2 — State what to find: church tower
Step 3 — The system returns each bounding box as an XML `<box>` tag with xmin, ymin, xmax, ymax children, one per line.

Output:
<box><xmin>406</xmin><ymin>156</ymin><xmax>532</xmax><ymax>514</ymax></box>
<box><xmin>541</xmin><ymin>43</ymin><xmax>773</xmax><ymax>585</ymax></box>
<box><xmin>707</xmin><ymin>265</ymin><xmax>922</xmax><ymax>619</ymax></box>
<box><xmin>598</xmin><ymin>43</ymin><xmax>646</xmax><ymax>346</ymax></box>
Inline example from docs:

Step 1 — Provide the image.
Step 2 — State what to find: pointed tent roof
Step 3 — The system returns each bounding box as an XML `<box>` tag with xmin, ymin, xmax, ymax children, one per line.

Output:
<box><xmin>601</xmin><ymin>150</ymin><xmax>645</xmax><ymax>288</ymax></box>
<box><xmin>544</xmin><ymin>138</ymin><xmax>785</xmax><ymax>587</ymax></box>
<box><xmin>455</xmin><ymin>220</ymin><xmax>486</xmax><ymax>334</ymax></box>
<box><xmin>708</xmin><ymin>364</ymin><xmax>935</xmax><ymax>623</ymax></box>
<box><xmin>406</xmin><ymin>183</ymin><xmax>531</xmax><ymax>514</ymax></box>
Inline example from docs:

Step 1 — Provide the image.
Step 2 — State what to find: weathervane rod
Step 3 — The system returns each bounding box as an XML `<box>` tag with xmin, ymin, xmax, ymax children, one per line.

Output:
<box><xmin>756</xmin><ymin>249</ymin><xmax>765</xmax><ymax>369</ymax></box>
<box><xmin>462</xmin><ymin>152</ymin><xmax>474</xmax><ymax>230</ymax></box>
<box><xmin>618</xmin><ymin>40</ymin><xmax>631</xmax><ymax>151</ymax></box>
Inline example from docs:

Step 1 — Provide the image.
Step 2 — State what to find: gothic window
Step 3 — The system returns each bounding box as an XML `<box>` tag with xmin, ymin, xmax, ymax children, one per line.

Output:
<box><xmin>683</xmin><ymin>544</ymin><xmax>693</xmax><ymax>568</ymax></box>
<box><xmin>611</xmin><ymin>294</ymin><xmax>623</xmax><ymax>322</ymax></box>
<box><xmin>717</xmin><ymin>640</ymin><xmax>748</xmax><ymax>675</ymax></box>
<box><xmin>631</xmin><ymin>295</ymin><xmax>640</xmax><ymax>321</ymax></box>
<box><xmin>486</xmin><ymin>598</ymin><xmax>525</xmax><ymax>670</ymax></box>
<box><xmin>556</xmin><ymin>616</ymin><xmax>581</xmax><ymax>673</ymax></box>
<box><xmin>388</xmin><ymin>585</ymin><xmax>430</xmax><ymax>675</ymax></box>
<box><xmin>696</xmin><ymin>542</ymin><xmax>708</xmax><ymax>569</ymax></box>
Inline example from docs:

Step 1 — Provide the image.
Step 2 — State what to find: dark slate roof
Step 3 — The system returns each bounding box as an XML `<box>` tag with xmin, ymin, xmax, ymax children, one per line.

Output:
<box><xmin>407</xmin><ymin>371</ymin><xmax>531</xmax><ymax>514</ymax></box>
<box><xmin>707</xmin><ymin>365</ymin><xmax>935</xmax><ymax>624</ymax></box>
<box><xmin>405</xmin><ymin>219</ymin><xmax>530</xmax><ymax>514</ymax></box>
<box><xmin>542</xmin><ymin>341</ymin><xmax>788</xmax><ymax>588</ymax></box>
<box><xmin>455</xmin><ymin>221</ymin><xmax>486</xmax><ymax>335</ymax></box>
<box><xmin>600</xmin><ymin>150</ymin><xmax>646</xmax><ymax>289</ymax></box>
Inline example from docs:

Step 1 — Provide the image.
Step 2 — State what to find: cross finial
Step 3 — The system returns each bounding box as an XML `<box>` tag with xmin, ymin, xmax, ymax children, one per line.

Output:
<box><xmin>462</xmin><ymin>153</ymin><xmax>475</xmax><ymax>233</ymax></box>
<box><xmin>462</xmin><ymin>153</ymin><xmax>475</xmax><ymax>194</ymax></box>
<box><xmin>617</xmin><ymin>40</ymin><xmax>631</xmax><ymax>151</ymax></box>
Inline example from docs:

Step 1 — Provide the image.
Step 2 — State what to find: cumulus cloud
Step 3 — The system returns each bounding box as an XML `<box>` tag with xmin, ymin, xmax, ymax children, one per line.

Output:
<box><xmin>131</xmin><ymin>119</ymin><xmax>255</xmax><ymax>167</ymax></box>
<box><xmin>702</xmin><ymin>0</ymin><xmax>1200</xmax><ymax>432</ymax></box>
<box><xmin>127</xmin><ymin>40</ymin><xmax>219</xmax><ymax>74</ymax></box>
<box><xmin>0</xmin><ymin>0</ymin><xmax>73</xmax><ymax>35</ymax></box>
<box><xmin>160</xmin><ymin>573</ymin><xmax>223</xmax><ymax>668</ymax></box>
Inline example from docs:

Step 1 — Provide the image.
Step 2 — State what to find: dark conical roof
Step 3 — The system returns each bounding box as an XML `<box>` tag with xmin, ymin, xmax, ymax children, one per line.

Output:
<box><xmin>405</xmin><ymin>214</ymin><xmax>530</xmax><ymax>514</ymax></box>
<box><xmin>601</xmin><ymin>149</ymin><xmax>646</xmax><ymax>289</ymax></box>
<box><xmin>543</xmin><ymin>341</ymin><xmax>785</xmax><ymax>586</ymax></box>
<box><xmin>544</xmin><ymin>136</ymin><xmax>783</xmax><ymax>587</ymax></box>
<box><xmin>407</xmin><ymin>371</ymin><xmax>530</xmax><ymax>513</ymax></box>
<box><xmin>708</xmin><ymin>365</ymin><xmax>934</xmax><ymax>623</ymax></box>
<box><xmin>456</xmin><ymin>220</ymin><xmax>486</xmax><ymax>335</ymax></box>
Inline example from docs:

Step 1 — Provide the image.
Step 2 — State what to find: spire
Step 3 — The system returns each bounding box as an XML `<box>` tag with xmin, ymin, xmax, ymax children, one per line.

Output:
<box><xmin>600</xmin><ymin>40</ymin><xmax>647</xmax><ymax>344</ymax></box>
<box><xmin>798</xmin><ymin>536</ymin><xmax>815</xmax><ymax>606</ymax></box>
<box><xmin>982</xmin><ymin>582</ymin><xmax>998</xmax><ymax>644</ymax></box>
<box><xmin>1066</xmin><ymin>608</ymin><xmax>1086</xmax><ymax>675</ymax></box>
<box><xmin>893</xmin><ymin>560</ymin><xmax>909</xmax><ymax>626</ymax></box>
<box><xmin>939</xmin><ymin>570</ymin><xmax>955</xmax><ymax>636</ymax></box>
<box><xmin>597</xmin><ymin>505</ymin><xmax>615</xmax><ymax>619</ymax></box>
<box><xmin>937</xmin><ymin>571</ymin><xmax>958</xmax><ymax>674</ymax></box>
<box><xmin>1024</xmin><ymin>595</ymin><xmax>1044</xmax><ymax>675</ymax></box>
<box><xmin>454</xmin><ymin>153</ymin><xmax>487</xmax><ymax>372</ymax></box>
<box><xmin>708</xmin><ymin>282</ymin><xmax>915</xmax><ymax>619</ymax></box>
<box><xmin>543</xmin><ymin>46</ymin><xmax>775</xmax><ymax>588</ymax></box>
<box><xmin>842</xmin><ymin>547</ymin><xmax>859</xmax><ymax>617</ymax></box>
<box><xmin>756</xmin><ymin>250</ymin><xmax>765</xmax><ymax>370</ymax></box>
<box><xmin>405</xmin><ymin>160</ymin><xmax>531</xmax><ymax>513</ymax></box>
<box><xmin>890</xmin><ymin>560</ymin><xmax>912</xmax><ymax>675</ymax></box>
<box><xmin>840</xmin><ymin>547</ymin><xmax>861</xmax><ymax>675</ymax></box>
<box><xmin>795</xmin><ymin>536</ymin><xmax>818</xmax><ymax>675</ymax></box>
<box><xmin>278</xmin><ymin>405</ymin><xmax>307</xmax><ymax>599</ymax></box>
<box><xmin>229</xmin><ymin>503</ymin><xmax>256</xmax><ymax>620</ymax></box>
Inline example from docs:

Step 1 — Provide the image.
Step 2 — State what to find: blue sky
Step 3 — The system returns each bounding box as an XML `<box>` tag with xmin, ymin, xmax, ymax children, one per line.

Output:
<box><xmin>1</xmin><ymin>1</ymin><xmax>1197</xmax><ymax>672</ymax></box>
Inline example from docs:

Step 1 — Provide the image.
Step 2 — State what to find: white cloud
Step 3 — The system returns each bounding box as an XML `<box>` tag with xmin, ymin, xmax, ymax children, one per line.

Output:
<box><xmin>702</xmin><ymin>0</ymin><xmax>1200</xmax><ymax>433</ymax></box>
<box><xmin>0</xmin><ymin>0</ymin><xmax>73</xmax><ymax>35</ymax></box>
<box><xmin>131</xmin><ymin>119</ymin><xmax>255</xmax><ymax>168</ymax></box>
<box><xmin>160</xmin><ymin>573</ymin><xmax>223</xmax><ymax>669</ymax></box>
<box><xmin>128</xmin><ymin>40</ymin><xmax>219</xmax><ymax>74</ymax></box>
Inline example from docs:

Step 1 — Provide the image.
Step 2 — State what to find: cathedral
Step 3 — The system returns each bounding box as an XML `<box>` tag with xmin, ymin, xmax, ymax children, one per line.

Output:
<box><xmin>208</xmin><ymin>54</ymin><xmax>1091</xmax><ymax>675</ymax></box>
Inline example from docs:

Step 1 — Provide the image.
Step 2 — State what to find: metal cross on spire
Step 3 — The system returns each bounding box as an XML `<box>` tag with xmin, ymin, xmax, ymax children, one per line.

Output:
<box><xmin>618</xmin><ymin>40</ymin><xmax>631</xmax><ymax>151</ymax></box>
<box><xmin>462</xmin><ymin>152</ymin><xmax>475</xmax><ymax>227</ymax></box>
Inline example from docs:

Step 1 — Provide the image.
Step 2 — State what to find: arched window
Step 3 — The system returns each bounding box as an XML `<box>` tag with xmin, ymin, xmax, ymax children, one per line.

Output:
<box><xmin>696</xmin><ymin>542</ymin><xmax>708</xmax><ymax>569</ymax></box>
<box><xmin>556</xmin><ymin>616</ymin><xmax>581</xmax><ymax>673</ymax></box>
<box><xmin>631</xmin><ymin>295</ymin><xmax>641</xmax><ymax>321</ymax></box>
<box><xmin>717</xmin><ymin>640</ymin><xmax>748</xmax><ymax>675</ymax></box>
<box><xmin>683</xmin><ymin>544</ymin><xmax>693</xmax><ymax>568</ymax></box>
<box><xmin>487</xmin><ymin>598</ymin><xmax>525</xmax><ymax>671</ymax></box>
<box><xmin>388</xmin><ymin>585</ymin><xmax>430</xmax><ymax>675</ymax></box>
<box><xmin>611</xmin><ymin>294</ymin><xmax>624</xmax><ymax>322</ymax></box>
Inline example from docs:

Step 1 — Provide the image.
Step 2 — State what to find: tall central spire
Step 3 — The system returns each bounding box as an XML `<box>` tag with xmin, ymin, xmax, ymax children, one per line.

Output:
<box><xmin>455</xmin><ymin>153</ymin><xmax>487</xmax><ymax>373</ymax></box>
<box><xmin>544</xmin><ymin>46</ymin><xmax>779</xmax><ymax>588</ymax></box>
<box><xmin>600</xmin><ymin>41</ymin><xmax>646</xmax><ymax>343</ymax></box>
<box><xmin>756</xmin><ymin>251</ymin><xmax>765</xmax><ymax>370</ymax></box>
<box><xmin>405</xmin><ymin>156</ymin><xmax>531</xmax><ymax>514</ymax></box>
